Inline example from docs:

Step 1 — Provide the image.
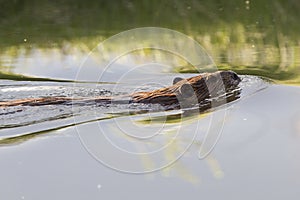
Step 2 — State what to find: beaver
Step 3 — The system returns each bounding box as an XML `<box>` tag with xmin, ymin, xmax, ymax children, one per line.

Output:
<box><xmin>0</xmin><ymin>71</ymin><xmax>241</xmax><ymax>109</ymax></box>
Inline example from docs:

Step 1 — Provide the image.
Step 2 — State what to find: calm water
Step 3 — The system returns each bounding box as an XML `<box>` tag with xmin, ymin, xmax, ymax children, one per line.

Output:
<box><xmin>1</xmin><ymin>82</ymin><xmax>300</xmax><ymax>200</ymax></box>
<box><xmin>1</xmin><ymin>1</ymin><xmax>300</xmax><ymax>199</ymax></box>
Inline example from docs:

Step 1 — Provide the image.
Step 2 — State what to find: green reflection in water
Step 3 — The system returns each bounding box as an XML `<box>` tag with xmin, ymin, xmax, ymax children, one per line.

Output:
<box><xmin>0</xmin><ymin>0</ymin><xmax>300</xmax><ymax>83</ymax></box>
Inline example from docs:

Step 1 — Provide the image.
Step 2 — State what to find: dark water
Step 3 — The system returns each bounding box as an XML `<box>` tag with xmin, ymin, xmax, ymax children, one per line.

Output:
<box><xmin>1</xmin><ymin>1</ymin><xmax>300</xmax><ymax>199</ymax></box>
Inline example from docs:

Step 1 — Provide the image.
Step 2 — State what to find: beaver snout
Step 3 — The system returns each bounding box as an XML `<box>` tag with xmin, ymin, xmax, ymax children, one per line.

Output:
<box><xmin>220</xmin><ymin>70</ymin><xmax>242</xmax><ymax>88</ymax></box>
<box><xmin>232</xmin><ymin>72</ymin><xmax>242</xmax><ymax>85</ymax></box>
<box><xmin>231</xmin><ymin>74</ymin><xmax>241</xmax><ymax>87</ymax></box>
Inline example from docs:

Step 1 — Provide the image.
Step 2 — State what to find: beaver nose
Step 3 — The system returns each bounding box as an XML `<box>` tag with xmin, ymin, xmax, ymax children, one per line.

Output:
<box><xmin>232</xmin><ymin>72</ymin><xmax>241</xmax><ymax>83</ymax></box>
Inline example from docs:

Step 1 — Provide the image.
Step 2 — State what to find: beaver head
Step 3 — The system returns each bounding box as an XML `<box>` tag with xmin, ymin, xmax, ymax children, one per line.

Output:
<box><xmin>132</xmin><ymin>71</ymin><xmax>241</xmax><ymax>107</ymax></box>
<box><xmin>174</xmin><ymin>70</ymin><xmax>241</xmax><ymax>103</ymax></box>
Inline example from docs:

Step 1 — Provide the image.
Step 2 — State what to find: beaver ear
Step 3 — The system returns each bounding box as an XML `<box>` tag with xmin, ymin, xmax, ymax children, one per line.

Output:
<box><xmin>173</xmin><ymin>77</ymin><xmax>184</xmax><ymax>85</ymax></box>
<box><xmin>179</xmin><ymin>83</ymin><xmax>195</xmax><ymax>98</ymax></box>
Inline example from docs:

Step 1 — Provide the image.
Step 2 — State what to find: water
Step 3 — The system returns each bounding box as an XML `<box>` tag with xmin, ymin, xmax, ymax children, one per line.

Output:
<box><xmin>1</xmin><ymin>1</ymin><xmax>300</xmax><ymax>199</ymax></box>
<box><xmin>1</xmin><ymin>83</ymin><xmax>300</xmax><ymax>200</ymax></box>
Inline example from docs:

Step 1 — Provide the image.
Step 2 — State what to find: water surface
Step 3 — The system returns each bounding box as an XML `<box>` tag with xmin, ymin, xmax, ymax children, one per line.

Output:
<box><xmin>1</xmin><ymin>1</ymin><xmax>300</xmax><ymax>199</ymax></box>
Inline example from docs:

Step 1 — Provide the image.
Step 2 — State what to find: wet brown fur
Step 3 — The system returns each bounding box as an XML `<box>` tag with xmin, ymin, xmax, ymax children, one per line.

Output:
<box><xmin>0</xmin><ymin>71</ymin><xmax>241</xmax><ymax>108</ymax></box>
<box><xmin>132</xmin><ymin>71</ymin><xmax>241</xmax><ymax>105</ymax></box>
